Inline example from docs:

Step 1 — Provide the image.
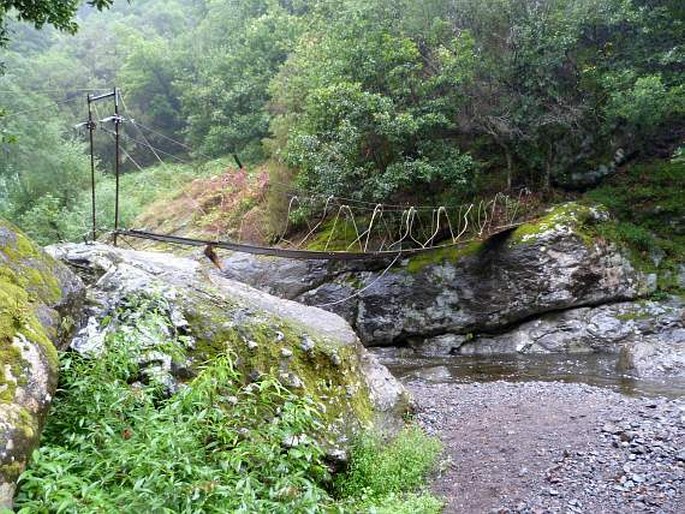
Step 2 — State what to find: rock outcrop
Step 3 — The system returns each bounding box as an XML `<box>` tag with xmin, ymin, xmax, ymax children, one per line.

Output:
<box><xmin>213</xmin><ymin>202</ymin><xmax>684</xmax><ymax>378</ymax></box>
<box><xmin>0</xmin><ymin>220</ymin><xmax>84</xmax><ymax>509</ymax></box>
<box><xmin>412</xmin><ymin>298</ymin><xmax>685</xmax><ymax>377</ymax></box>
<box><xmin>219</xmin><ymin>203</ymin><xmax>652</xmax><ymax>346</ymax></box>
<box><xmin>47</xmin><ymin>243</ymin><xmax>410</xmax><ymax>443</ymax></box>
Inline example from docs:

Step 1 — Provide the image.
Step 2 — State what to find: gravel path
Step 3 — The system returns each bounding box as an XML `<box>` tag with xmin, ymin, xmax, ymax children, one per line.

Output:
<box><xmin>408</xmin><ymin>380</ymin><xmax>685</xmax><ymax>513</ymax></box>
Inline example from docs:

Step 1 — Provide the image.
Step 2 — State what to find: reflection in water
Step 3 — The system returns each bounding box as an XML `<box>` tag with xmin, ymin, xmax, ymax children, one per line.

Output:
<box><xmin>371</xmin><ymin>348</ymin><xmax>685</xmax><ymax>398</ymax></box>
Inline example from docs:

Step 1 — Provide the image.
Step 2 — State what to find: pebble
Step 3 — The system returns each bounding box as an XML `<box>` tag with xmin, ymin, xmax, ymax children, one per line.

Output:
<box><xmin>299</xmin><ymin>336</ymin><xmax>316</xmax><ymax>352</ymax></box>
<box><xmin>408</xmin><ymin>380</ymin><xmax>685</xmax><ymax>513</ymax></box>
<box><xmin>329</xmin><ymin>352</ymin><xmax>342</xmax><ymax>367</ymax></box>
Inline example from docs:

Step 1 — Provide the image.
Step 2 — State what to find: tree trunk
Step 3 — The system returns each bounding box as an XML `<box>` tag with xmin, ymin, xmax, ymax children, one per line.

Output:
<box><xmin>496</xmin><ymin>139</ymin><xmax>514</xmax><ymax>191</ymax></box>
<box><xmin>543</xmin><ymin>144</ymin><xmax>553</xmax><ymax>190</ymax></box>
<box><xmin>505</xmin><ymin>149</ymin><xmax>513</xmax><ymax>190</ymax></box>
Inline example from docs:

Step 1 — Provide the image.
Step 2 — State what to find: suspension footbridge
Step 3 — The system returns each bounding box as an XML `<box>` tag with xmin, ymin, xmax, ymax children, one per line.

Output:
<box><xmin>81</xmin><ymin>88</ymin><xmax>536</xmax><ymax>261</ymax></box>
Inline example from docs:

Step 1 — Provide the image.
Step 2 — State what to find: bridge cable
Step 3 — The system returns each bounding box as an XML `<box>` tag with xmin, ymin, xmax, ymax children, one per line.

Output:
<box><xmin>313</xmin><ymin>251</ymin><xmax>403</xmax><ymax>307</ymax></box>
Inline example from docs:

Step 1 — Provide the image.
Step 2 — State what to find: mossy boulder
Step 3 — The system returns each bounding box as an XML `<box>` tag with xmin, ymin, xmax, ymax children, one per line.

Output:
<box><xmin>212</xmin><ymin>203</ymin><xmax>652</xmax><ymax>346</ymax></box>
<box><xmin>0</xmin><ymin>220</ymin><xmax>84</xmax><ymax>509</ymax></box>
<box><xmin>507</xmin><ymin>202</ymin><xmax>609</xmax><ymax>247</ymax></box>
<box><xmin>47</xmin><ymin>243</ymin><xmax>410</xmax><ymax>448</ymax></box>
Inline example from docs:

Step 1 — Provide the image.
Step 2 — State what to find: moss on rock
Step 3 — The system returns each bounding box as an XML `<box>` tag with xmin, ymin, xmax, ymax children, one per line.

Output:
<box><xmin>399</xmin><ymin>203</ymin><xmax>609</xmax><ymax>274</ymax></box>
<box><xmin>0</xmin><ymin>220</ymin><xmax>62</xmax><ymax>306</ymax></box>
<box><xmin>185</xmin><ymin>298</ymin><xmax>374</xmax><ymax>437</ymax></box>
<box><xmin>508</xmin><ymin>202</ymin><xmax>608</xmax><ymax>247</ymax></box>
<box><xmin>1</xmin><ymin>219</ymin><xmax>73</xmax><ymax>506</ymax></box>
<box><xmin>404</xmin><ymin>241</ymin><xmax>483</xmax><ymax>274</ymax></box>
<box><xmin>583</xmin><ymin>160</ymin><xmax>685</xmax><ymax>296</ymax></box>
<box><xmin>0</xmin><ymin>220</ymin><xmax>61</xmax><ymax>386</ymax></box>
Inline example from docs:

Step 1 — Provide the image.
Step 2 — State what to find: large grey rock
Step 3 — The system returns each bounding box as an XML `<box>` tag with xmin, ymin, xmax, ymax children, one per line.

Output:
<box><xmin>48</xmin><ymin>243</ymin><xmax>410</xmax><ymax>445</ymax></box>
<box><xmin>215</xmin><ymin>203</ymin><xmax>651</xmax><ymax>346</ymax></box>
<box><xmin>0</xmin><ymin>220</ymin><xmax>85</xmax><ymax>509</ymax></box>
<box><xmin>425</xmin><ymin>297</ymin><xmax>685</xmax><ymax>378</ymax></box>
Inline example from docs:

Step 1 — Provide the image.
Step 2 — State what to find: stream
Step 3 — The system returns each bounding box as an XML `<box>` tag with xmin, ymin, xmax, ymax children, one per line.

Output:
<box><xmin>371</xmin><ymin>348</ymin><xmax>685</xmax><ymax>399</ymax></box>
<box><xmin>374</xmin><ymin>348</ymin><xmax>685</xmax><ymax>512</ymax></box>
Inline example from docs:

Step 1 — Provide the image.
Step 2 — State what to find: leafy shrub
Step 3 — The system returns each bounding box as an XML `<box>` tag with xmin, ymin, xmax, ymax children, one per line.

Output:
<box><xmin>606</xmin><ymin>73</ymin><xmax>685</xmax><ymax>143</ymax></box>
<box><xmin>15</xmin><ymin>293</ymin><xmax>442</xmax><ymax>513</ymax></box>
<box><xmin>15</xmin><ymin>294</ymin><xmax>331</xmax><ymax>513</ymax></box>
<box><xmin>334</xmin><ymin>427</ymin><xmax>442</xmax><ymax>512</ymax></box>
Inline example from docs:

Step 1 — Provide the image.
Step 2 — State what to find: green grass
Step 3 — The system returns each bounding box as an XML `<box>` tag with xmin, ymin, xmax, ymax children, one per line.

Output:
<box><xmin>305</xmin><ymin>216</ymin><xmax>371</xmax><ymax>252</ymax></box>
<box><xmin>334</xmin><ymin>428</ymin><xmax>443</xmax><ymax>513</ymax></box>
<box><xmin>585</xmin><ymin>159</ymin><xmax>684</xmax><ymax>236</ymax></box>
<box><xmin>14</xmin><ymin>293</ymin><xmax>442</xmax><ymax>513</ymax></box>
<box><xmin>18</xmin><ymin>158</ymin><xmax>231</xmax><ymax>245</ymax></box>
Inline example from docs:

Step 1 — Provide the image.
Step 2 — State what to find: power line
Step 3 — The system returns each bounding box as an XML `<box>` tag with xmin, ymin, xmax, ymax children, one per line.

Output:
<box><xmin>83</xmin><ymin>89</ymin><xmax>531</xmax><ymax>257</ymax></box>
<box><xmin>119</xmin><ymin>96</ymin><xmax>169</xmax><ymax>169</ymax></box>
<box><xmin>124</xmin><ymin>119</ymin><xmax>480</xmax><ymax>212</ymax></box>
<box><xmin>107</xmin><ymin>93</ymin><xmax>530</xmax><ymax>213</ymax></box>
<box><xmin>99</xmin><ymin>126</ymin><xmax>192</xmax><ymax>165</ymax></box>
<box><xmin>0</xmin><ymin>96</ymin><xmax>81</xmax><ymax>119</ymax></box>
<box><xmin>129</xmin><ymin>119</ymin><xmax>196</xmax><ymax>154</ymax></box>
<box><xmin>0</xmin><ymin>88</ymin><xmax>112</xmax><ymax>94</ymax></box>
<box><xmin>115</xmin><ymin>108</ymin><xmax>426</xmax><ymax>210</ymax></box>
<box><xmin>102</xmin><ymin>127</ymin><xmax>146</xmax><ymax>173</ymax></box>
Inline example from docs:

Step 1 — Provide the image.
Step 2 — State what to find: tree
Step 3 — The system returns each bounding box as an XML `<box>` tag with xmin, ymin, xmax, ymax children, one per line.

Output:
<box><xmin>0</xmin><ymin>1</ymin><xmax>115</xmax><ymax>47</ymax></box>
<box><xmin>179</xmin><ymin>0</ymin><xmax>307</xmax><ymax>159</ymax></box>
<box><xmin>269</xmin><ymin>0</ymin><xmax>476</xmax><ymax>203</ymax></box>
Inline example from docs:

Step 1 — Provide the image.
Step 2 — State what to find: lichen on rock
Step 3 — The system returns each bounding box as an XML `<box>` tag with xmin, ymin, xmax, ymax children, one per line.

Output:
<box><xmin>508</xmin><ymin>202</ymin><xmax>610</xmax><ymax>247</ymax></box>
<box><xmin>0</xmin><ymin>219</ymin><xmax>84</xmax><ymax>509</ymax></box>
<box><xmin>47</xmin><ymin>243</ymin><xmax>410</xmax><ymax>449</ymax></box>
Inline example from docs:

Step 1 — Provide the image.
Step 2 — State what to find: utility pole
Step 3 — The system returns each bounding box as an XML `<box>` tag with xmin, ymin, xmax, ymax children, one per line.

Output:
<box><xmin>113</xmin><ymin>87</ymin><xmax>121</xmax><ymax>247</ymax></box>
<box><xmin>81</xmin><ymin>88</ymin><xmax>120</xmax><ymax>245</ymax></box>
<box><xmin>86</xmin><ymin>94</ymin><xmax>97</xmax><ymax>241</ymax></box>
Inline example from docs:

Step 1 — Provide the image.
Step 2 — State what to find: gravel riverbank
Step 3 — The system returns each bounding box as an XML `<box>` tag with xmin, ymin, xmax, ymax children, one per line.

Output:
<box><xmin>408</xmin><ymin>380</ymin><xmax>685</xmax><ymax>513</ymax></box>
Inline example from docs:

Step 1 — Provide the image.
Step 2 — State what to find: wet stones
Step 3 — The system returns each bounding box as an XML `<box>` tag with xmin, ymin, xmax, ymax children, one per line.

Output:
<box><xmin>408</xmin><ymin>380</ymin><xmax>684</xmax><ymax>514</ymax></box>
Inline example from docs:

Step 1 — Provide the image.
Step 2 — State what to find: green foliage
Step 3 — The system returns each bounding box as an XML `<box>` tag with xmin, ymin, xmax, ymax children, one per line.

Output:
<box><xmin>179</xmin><ymin>1</ymin><xmax>307</xmax><ymax>158</ymax></box>
<box><xmin>0</xmin><ymin>1</ymin><xmax>114</xmax><ymax>47</ymax></box>
<box><xmin>119</xmin><ymin>35</ymin><xmax>184</xmax><ymax>163</ymax></box>
<box><xmin>17</xmin><ymin>194</ymin><xmax>68</xmax><ymax>246</ymax></box>
<box><xmin>2</xmin><ymin>148</ymin><xmax>227</xmax><ymax>244</ymax></box>
<box><xmin>347</xmin><ymin>492</ymin><xmax>443</xmax><ymax>514</ymax></box>
<box><xmin>605</xmin><ymin>73</ymin><xmax>685</xmax><ymax>144</ymax></box>
<box><xmin>0</xmin><ymin>78</ymin><xmax>94</xmax><ymax>243</ymax></box>
<box><xmin>334</xmin><ymin>427</ymin><xmax>443</xmax><ymax>513</ymax></box>
<box><xmin>597</xmin><ymin>222</ymin><xmax>656</xmax><ymax>253</ymax></box>
<box><xmin>263</xmin><ymin>0</ymin><xmax>685</xmax><ymax>197</ymax></box>
<box><xmin>15</xmin><ymin>292</ymin><xmax>441</xmax><ymax>513</ymax></box>
<box><xmin>335</xmin><ymin>427</ymin><xmax>441</xmax><ymax>499</ymax></box>
<box><xmin>585</xmin><ymin>159</ymin><xmax>685</xmax><ymax>292</ymax></box>
<box><xmin>15</xmin><ymin>293</ymin><xmax>332</xmax><ymax>513</ymax></box>
<box><xmin>3</xmin><ymin>0</ymin><xmax>684</xmax><ymax>243</ymax></box>
<box><xmin>585</xmin><ymin>160</ymin><xmax>685</xmax><ymax>239</ymax></box>
<box><xmin>271</xmin><ymin>0</ymin><xmax>476</xmax><ymax>202</ymax></box>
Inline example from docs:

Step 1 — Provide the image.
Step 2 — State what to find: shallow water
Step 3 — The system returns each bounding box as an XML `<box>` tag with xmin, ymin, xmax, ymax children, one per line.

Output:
<box><xmin>371</xmin><ymin>348</ymin><xmax>685</xmax><ymax>398</ymax></box>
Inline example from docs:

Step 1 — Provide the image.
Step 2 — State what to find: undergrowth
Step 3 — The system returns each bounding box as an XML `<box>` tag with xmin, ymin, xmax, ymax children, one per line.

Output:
<box><xmin>334</xmin><ymin>427</ymin><xmax>443</xmax><ymax>513</ymax></box>
<box><xmin>14</xmin><ymin>293</ymin><xmax>441</xmax><ymax>513</ymax></box>
<box><xmin>584</xmin><ymin>158</ymin><xmax>685</xmax><ymax>294</ymax></box>
<box><xmin>18</xmin><ymin>158</ymin><xmax>229</xmax><ymax>245</ymax></box>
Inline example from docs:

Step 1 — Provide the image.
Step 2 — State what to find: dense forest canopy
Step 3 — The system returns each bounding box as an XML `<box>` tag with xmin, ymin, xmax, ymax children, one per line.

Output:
<box><xmin>0</xmin><ymin>0</ymin><xmax>115</xmax><ymax>46</ymax></box>
<box><xmin>0</xmin><ymin>0</ymin><xmax>683</xmax><ymax>243</ymax></box>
